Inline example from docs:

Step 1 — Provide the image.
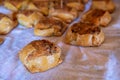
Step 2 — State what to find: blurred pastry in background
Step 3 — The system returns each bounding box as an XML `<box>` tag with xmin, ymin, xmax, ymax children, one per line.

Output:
<box><xmin>26</xmin><ymin>0</ymin><xmax>49</xmax><ymax>16</ymax></box>
<box><xmin>81</xmin><ymin>9</ymin><xmax>112</xmax><ymax>27</ymax></box>
<box><xmin>34</xmin><ymin>17</ymin><xmax>68</xmax><ymax>36</ymax></box>
<box><xmin>19</xmin><ymin>39</ymin><xmax>62</xmax><ymax>73</ymax></box>
<box><xmin>3</xmin><ymin>0</ymin><xmax>30</xmax><ymax>11</ymax></box>
<box><xmin>17</xmin><ymin>10</ymin><xmax>45</xmax><ymax>28</ymax></box>
<box><xmin>0</xmin><ymin>13</ymin><xmax>18</xmax><ymax>35</ymax></box>
<box><xmin>49</xmin><ymin>0</ymin><xmax>79</xmax><ymax>23</ymax></box>
<box><xmin>91</xmin><ymin>0</ymin><xmax>115</xmax><ymax>13</ymax></box>
<box><xmin>64</xmin><ymin>22</ymin><xmax>105</xmax><ymax>46</ymax></box>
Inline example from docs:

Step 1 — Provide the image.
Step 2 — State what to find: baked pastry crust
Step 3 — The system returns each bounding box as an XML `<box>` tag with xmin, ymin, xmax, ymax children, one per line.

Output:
<box><xmin>19</xmin><ymin>39</ymin><xmax>62</xmax><ymax>73</ymax></box>
<box><xmin>0</xmin><ymin>13</ymin><xmax>18</xmax><ymax>35</ymax></box>
<box><xmin>26</xmin><ymin>0</ymin><xmax>49</xmax><ymax>16</ymax></box>
<box><xmin>65</xmin><ymin>0</ymin><xmax>85</xmax><ymax>11</ymax></box>
<box><xmin>49</xmin><ymin>1</ymin><xmax>78</xmax><ymax>23</ymax></box>
<box><xmin>91</xmin><ymin>0</ymin><xmax>115</xmax><ymax>13</ymax></box>
<box><xmin>81</xmin><ymin>9</ymin><xmax>112</xmax><ymax>27</ymax></box>
<box><xmin>64</xmin><ymin>22</ymin><xmax>105</xmax><ymax>46</ymax></box>
<box><xmin>17</xmin><ymin>10</ymin><xmax>44</xmax><ymax>28</ymax></box>
<box><xmin>34</xmin><ymin>17</ymin><xmax>68</xmax><ymax>36</ymax></box>
<box><xmin>3</xmin><ymin>0</ymin><xmax>30</xmax><ymax>11</ymax></box>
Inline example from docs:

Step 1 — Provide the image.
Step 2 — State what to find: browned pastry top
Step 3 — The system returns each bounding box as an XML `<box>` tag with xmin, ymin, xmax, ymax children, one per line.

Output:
<box><xmin>86</xmin><ymin>9</ymin><xmax>106</xmax><ymax>19</ymax></box>
<box><xmin>71</xmin><ymin>22</ymin><xmax>100</xmax><ymax>35</ymax></box>
<box><xmin>37</xmin><ymin>17</ymin><xmax>65</xmax><ymax>29</ymax></box>
<box><xmin>82</xmin><ymin>9</ymin><xmax>106</xmax><ymax>24</ymax></box>
<box><xmin>27</xmin><ymin>40</ymin><xmax>59</xmax><ymax>60</ymax></box>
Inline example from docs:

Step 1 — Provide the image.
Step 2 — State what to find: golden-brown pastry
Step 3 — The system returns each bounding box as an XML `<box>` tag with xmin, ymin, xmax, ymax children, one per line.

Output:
<box><xmin>81</xmin><ymin>9</ymin><xmax>112</xmax><ymax>27</ymax></box>
<box><xmin>34</xmin><ymin>17</ymin><xmax>68</xmax><ymax>36</ymax></box>
<box><xmin>3</xmin><ymin>0</ymin><xmax>30</xmax><ymax>11</ymax></box>
<box><xmin>91</xmin><ymin>0</ymin><xmax>115</xmax><ymax>13</ymax></box>
<box><xmin>64</xmin><ymin>22</ymin><xmax>105</xmax><ymax>46</ymax></box>
<box><xmin>0</xmin><ymin>37</ymin><xmax>4</xmax><ymax>45</ymax></box>
<box><xmin>17</xmin><ymin>10</ymin><xmax>45</xmax><ymax>28</ymax></box>
<box><xmin>19</xmin><ymin>39</ymin><xmax>62</xmax><ymax>73</ymax></box>
<box><xmin>0</xmin><ymin>13</ymin><xmax>18</xmax><ymax>35</ymax></box>
<box><xmin>49</xmin><ymin>0</ymin><xmax>78</xmax><ymax>23</ymax></box>
<box><xmin>65</xmin><ymin>0</ymin><xmax>85</xmax><ymax>11</ymax></box>
<box><xmin>27</xmin><ymin>0</ymin><xmax>49</xmax><ymax>16</ymax></box>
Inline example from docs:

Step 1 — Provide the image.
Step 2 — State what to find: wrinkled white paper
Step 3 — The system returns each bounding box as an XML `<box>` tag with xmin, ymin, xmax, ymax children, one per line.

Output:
<box><xmin>0</xmin><ymin>0</ymin><xmax>120</xmax><ymax>80</ymax></box>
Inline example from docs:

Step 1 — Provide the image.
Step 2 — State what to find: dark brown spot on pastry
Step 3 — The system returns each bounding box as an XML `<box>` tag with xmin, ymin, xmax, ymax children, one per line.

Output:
<box><xmin>71</xmin><ymin>22</ymin><xmax>100</xmax><ymax>35</ymax></box>
<box><xmin>0</xmin><ymin>38</ymin><xmax>4</xmax><ymax>45</ymax></box>
<box><xmin>0</xmin><ymin>13</ymin><xmax>7</xmax><ymax>20</ymax></box>
<box><xmin>27</xmin><ymin>40</ymin><xmax>59</xmax><ymax>60</ymax></box>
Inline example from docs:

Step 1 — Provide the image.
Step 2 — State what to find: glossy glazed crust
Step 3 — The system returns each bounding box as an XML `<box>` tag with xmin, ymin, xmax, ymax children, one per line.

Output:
<box><xmin>19</xmin><ymin>40</ymin><xmax>62</xmax><ymax>73</ymax></box>
<box><xmin>64</xmin><ymin>23</ymin><xmax>105</xmax><ymax>46</ymax></box>
<box><xmin>34</xmin><ymin>17</ymin><xmax>68</xmax><ymax>36</ymax></box>
<box><xmin>17</xmin><ymin>10</ymin><xmax>44</xmax><ymax>28</ymax></box>
<box><xmin>0</xmin><ymin>13</ymin><xmax>18</xmax><ymax>35</ymax></box>
<box><xmin>81</xmin><ymin>9</ymin><xmax>112</xmax><ymax>27</ymax></box>
<box><xmin>91</xmin><ymin>0</ymin><xmax>115</xmax><ymax>13</ymax></box>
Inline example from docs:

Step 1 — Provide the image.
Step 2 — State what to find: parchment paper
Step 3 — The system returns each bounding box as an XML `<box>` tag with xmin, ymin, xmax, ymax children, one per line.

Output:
<box><xmin>0</xmin><ymin>0</ymin><xmax>120</xmax><ymax>80</ymax></box>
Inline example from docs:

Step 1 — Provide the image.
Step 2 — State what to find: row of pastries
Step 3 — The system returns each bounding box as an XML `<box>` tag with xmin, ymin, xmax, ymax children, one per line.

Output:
<box><xmin>0</xmin><ymin>0</ymin><xmax>116</xmax><ymax>73</ymax></box>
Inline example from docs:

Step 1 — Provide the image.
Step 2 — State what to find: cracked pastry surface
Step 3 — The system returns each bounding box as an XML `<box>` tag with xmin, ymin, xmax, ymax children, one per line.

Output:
<box><xmin>81</xmin><ymin>9</ymin><xmax>112</xmax><ymax>27</ymax></box>
<box><xmin>64</xmin><ymin>22</ymin><xmax>105</xmax><ymax>46</ymax></box>
<box><xmin>34</xmin><ymin>17</ymin><xmax>68</xmax><ymax>36</ymax></box>
<box><xmin>19</xmin><ymin>39</ymin><xmax>62</xmax><ymax>73</ymax></box>
<box><xmin>0</xmin><ymin>13</ymin><xmax>18</xmax><ymax>35</ymax></box>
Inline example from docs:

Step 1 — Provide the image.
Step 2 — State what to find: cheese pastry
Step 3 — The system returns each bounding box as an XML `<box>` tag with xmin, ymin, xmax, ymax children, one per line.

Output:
<box><xmin>91</xmin><ymin>0</ymin><xmax>115</xmax><ymax>13</ymax></box>
<box><xmin>0</xmin><ymin>13</ymin><xmax>18</xmax><ymax>35</ymax></box>
<box><xmin>19</xmin><ymin>39</ymin><xmax>62</xmax><ymax>73</ymax></box>
<box><xmin>81</xmin><ymin>9</ymin><xmax>112</xmax><ymax>27</ymax></box>
<box><xmin>34</xmin><ymin>17</ymin><xmax>68</xmax><ymax>36</ymax></box>
<box><xmin>17</xmin><ymin>10</ymin><xmax>45</xmax><ymax>28</ymax></box>
<box><xmin>64</xmin><ymin>22</ymin><xmax>105</xmax><ymax>46</ymax></box>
